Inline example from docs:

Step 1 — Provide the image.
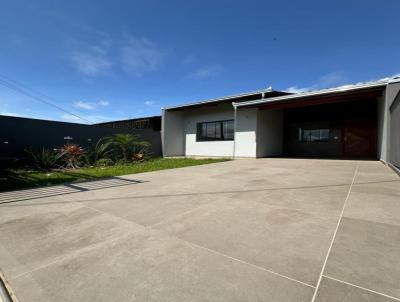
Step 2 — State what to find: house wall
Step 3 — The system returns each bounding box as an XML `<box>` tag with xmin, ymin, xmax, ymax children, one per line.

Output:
<box><xmin>256</xmin><ymin>109</ymin><xmax>283</xmax><ymax>157</ymax></box>
<box><xmin>162</xmin><ymin>110</ymin><xmax>185</xmax><ymax>156</ymax></box>
<box><xmin>183</xmin><ymin>104</ymin><xmax>234</xmax><ymax>157</ymax></box>
<box><xmin>234</xmin><ymin>108</ymin><xmax>258</xmax><ymax>157</ymax></box>
<box><xmin>388</xmin><ymin>81</ymin><xmax>400</xmax><ymax>168</ymax></box>
<box><xmin>378</xmin><ymin>82</ymin><xmax>400</xmax><ymax>163</ymax></box>
<box><xmin>377</xmin><ymin>95</ymin><xmax>386</xmax><ymax>160</ymax></box>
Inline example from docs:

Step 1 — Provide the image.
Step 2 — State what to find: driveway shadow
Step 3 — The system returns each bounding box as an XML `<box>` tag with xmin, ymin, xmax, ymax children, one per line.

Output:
<box><xmin>0</xmin><ymin>177</ymin><xmax>146</xmax><ymax>205</ymax></box>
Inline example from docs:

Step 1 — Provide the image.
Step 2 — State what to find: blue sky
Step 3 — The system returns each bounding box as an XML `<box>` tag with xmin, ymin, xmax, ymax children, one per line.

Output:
<box><xmin>0</xmin><ymin>0</ymin><xmax>399</xmax><ymax>124</ymax></box>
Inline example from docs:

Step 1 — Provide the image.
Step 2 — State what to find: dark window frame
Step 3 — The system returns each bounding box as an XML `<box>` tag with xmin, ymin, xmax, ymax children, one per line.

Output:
<box><xmin>298</xmin><ymin>124</ymin><xmax>331</xmax><ymax>143</ymax></box>
<box><xmin>196</xmin><ymin>119</ymin><xmax>234</xmax><ymax>141</ymax></box>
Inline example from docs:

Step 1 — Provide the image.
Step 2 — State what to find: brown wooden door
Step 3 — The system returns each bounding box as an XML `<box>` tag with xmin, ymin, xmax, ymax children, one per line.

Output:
<box><xmin>343</xmin><ymin>119</ymin><xmax>377</xmax><ymax>158</ymax></box>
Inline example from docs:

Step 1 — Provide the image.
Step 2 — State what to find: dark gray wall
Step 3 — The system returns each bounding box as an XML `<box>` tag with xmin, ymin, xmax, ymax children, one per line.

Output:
<box><xmin>0</xmin><ymin>116</ymin><xmax>161</xmax><ymax>164</ymax></box>
<box><xmin>390</xmin><ymin>91</ymin><xmax>400</xmax><ymax>168</ymax></box>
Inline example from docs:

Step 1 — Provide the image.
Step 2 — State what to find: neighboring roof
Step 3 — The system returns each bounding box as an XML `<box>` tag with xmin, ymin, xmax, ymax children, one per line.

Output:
<box><xmin>233</xmin><ymin>79</ymin><xmax>392</xmax><ymax>108</ymax></box>
<box><xmin>163</xmin><ymin>88</ymin><xmax>291</xmax><ymax>111</ymax></box>
<box><xmin>95</xmin><ymin>115</ymin><xmax>161</xmax><ymax>125</ymax></box>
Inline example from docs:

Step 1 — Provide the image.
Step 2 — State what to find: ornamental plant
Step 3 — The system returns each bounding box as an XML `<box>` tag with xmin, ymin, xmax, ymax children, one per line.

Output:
<box><xmin>25</xmin><ymin>147</ymin><xmax>65</xmax><ymax>171</ymax></box>
<box><xmin>60</xmin><ymin>143</ymin><xmax>84</xmax><ymax>169</ymax></box>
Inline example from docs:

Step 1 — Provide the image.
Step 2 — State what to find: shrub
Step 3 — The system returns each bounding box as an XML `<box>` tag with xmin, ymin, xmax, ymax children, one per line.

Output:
<box><xmin>96</xmin><ymin>158</ymin><xmax>114</xmax><ymax>167</ymax></box>
<box><xmin>25</xmin><ymin>147</ymin><xmax>64</xmax><ymax>171</ymax></box>
<box><xmin>115</xmin><ymin>158</ymin><xmax>131</xmax><ymax>165</ymax></box>
<box><xmin>131</xmin><ymin>141</ymin><xmax>152</xmax><ymax>161</ymax></box>
<box><xmin>84</xmin><ymin>138</ymin><xmax>113</xmax><ymax>166</ymax></box>
<box><xmin>60</xmin><ymin>143</ymin><xmax>85</xmax><ymax>169</ymax></box>
<box><xmin>132</xmin><ymin>153</ymin><xmax>144</xmax><ymax>161</ymax></box>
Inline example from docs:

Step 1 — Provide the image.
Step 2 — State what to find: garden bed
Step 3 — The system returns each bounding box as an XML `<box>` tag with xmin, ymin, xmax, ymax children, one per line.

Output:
<box><xmin>0</xmin><ymin>158</ymin><xmax>229</xmax><ymax>192</ymax></box>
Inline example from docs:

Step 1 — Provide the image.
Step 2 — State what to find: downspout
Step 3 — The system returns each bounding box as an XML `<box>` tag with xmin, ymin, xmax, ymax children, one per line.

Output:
<box><xmin>161</xmin><ymin>108</ymin><xmax>165</xmax><ymax>158</ymax></box>
<box><xmin>233</xmin><ymin>104</ymin><xmax>237</xmax><ymax>159</ymax></box>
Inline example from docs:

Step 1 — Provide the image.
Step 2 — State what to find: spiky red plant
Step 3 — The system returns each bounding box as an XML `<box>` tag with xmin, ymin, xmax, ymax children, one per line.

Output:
<box><xmin>61</xmin><ymin>143</ymin><xmax>84</xmax><ymax>169</ymax></box>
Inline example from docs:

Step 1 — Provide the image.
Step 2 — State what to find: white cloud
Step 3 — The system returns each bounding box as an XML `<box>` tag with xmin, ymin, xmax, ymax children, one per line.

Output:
<box><xmin>121</xmin><ymin>36</ymin><xmax>163</xmax><ymax>76</ymax></box>
<box><xmin>70</xmin><ymin>35</ymin><xmax>163</xmax><ymax>77</ymax></box>
<box><xmin>144</xmin><ymin>100</ymin><xmax>161</xmax><ymax>110</ymax></box>
<box><xmin>283</xmin><ymin>71</ymin><xmax>400</xmax><ymax>94</ymax></box>
<box><xmin>73</xmin><ymin>100</ymin><xmax>110</xmax><ymax>110</ymax></box>
<box><xmin>319</xmin><ymin>71</ymin><xmax>345</xmax><ymax>86</ymax></box>
<box><xmin>70</xmin><ymin>45</ymin><xmax>112</xmax><ymax>76</ymax></box>
<box><xmin>0</xmin><ymin>111</ymin><xmax>21</xmax><ymax>117</ymax></box>
<box><xmin>61</xmin><ymin>113</ymin><xmax>84</xmax><ymax>123</ymax></box>
<box><xmin>284</xmin><ymin>71</ymin><xmax>346</xmax><ymax>94</ymax></box>
<box><xmin>285</xmin><ymin>86</ymin><xmax>311</xmax><ymax>93</ymax></box>
<box><xmin>74</xmin><ymin>101</ymin><xmax>94</xmax><ymax>110</ymax></box>
<box><xmin>189</xmin><ymin>65</ymin><xmax>223</xmax><ymax>80</ymax></box>
<box><xmin>0</xmin><ymin>102</ymin><xmax>23</xmax><ymax>117</ymax></box>
<box><xmin>98</xmin><ymin>100</ymin><xmax>109</xmax><ymax>106</ymax></box>
<box><xmin>376</xmin><ymin>73</ymin><xmax>400</xmax><ymax>82</ymax></box>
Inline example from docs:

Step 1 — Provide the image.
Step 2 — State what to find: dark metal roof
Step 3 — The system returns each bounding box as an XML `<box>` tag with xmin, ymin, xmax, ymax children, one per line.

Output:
<box><xmin>233</xmin><ymin>81</ymin><xmax>388</xmax><ymax>108</ymax></box>
<box><xmin>164</xmin><ymin>88</ymin><xmax>291</xmax><ymax>111</ymax></box>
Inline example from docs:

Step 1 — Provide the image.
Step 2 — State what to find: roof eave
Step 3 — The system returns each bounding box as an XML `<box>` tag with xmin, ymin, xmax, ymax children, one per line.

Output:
<box><xmin>163</xmin><ymin>88</ymin><xmax>279</xmax><ymax>111</ymax></box>
<box><xmin>233</xmin><ymin>82</ymin><xmax>388</xmax><ymax>108</ymax></box>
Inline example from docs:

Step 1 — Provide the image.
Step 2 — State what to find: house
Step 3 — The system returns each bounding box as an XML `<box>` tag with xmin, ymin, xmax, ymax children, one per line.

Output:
<box><xmin>162</xmin><ymin>78</ymin><xmax>400</xmax><ymax>170</ymax></box>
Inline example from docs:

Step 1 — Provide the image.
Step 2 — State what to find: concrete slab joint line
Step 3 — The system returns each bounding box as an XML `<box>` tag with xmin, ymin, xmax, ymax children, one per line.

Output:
<box><xmin>322</xmin><ymin>275</ymin><xmax>400</xmax><ymax>302</ymax></box>
<box><xmin>11</xmin><ymin>231</ymin><xmax>141</xmax><ymax>281</ymax></box>
<box><xmin>180</xmin><ymin>239</ymin><xmax>316</xmax><ymax>289</ymax></box>
<box><xmin>84</xmin><ymin>203</ymin><xmax>316</xmax><ymax>289</ymax></box>
<box><xmin>310</xmin><ymin>165</ymin><xmax>359</xmax><ymax>302</ymax></box>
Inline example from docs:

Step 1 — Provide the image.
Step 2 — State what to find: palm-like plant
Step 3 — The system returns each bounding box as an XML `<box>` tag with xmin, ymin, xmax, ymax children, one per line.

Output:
<box><xmin>85</xmin><ymin>138</ymin><xmax>113</xmax><ymax>165</ymax></box>
<box><xmin>108</xmin><ymin>134</ymin><xmax>150</xmax><ymax>162</ymax></box>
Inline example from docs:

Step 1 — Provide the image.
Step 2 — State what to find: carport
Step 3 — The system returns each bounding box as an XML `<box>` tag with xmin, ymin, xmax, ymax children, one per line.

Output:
<box><xmin>233</xmin><ymin>81</ymin><xmax>394</xmax><ymax>160</ymax></box>
<box><xmin>272</xmin><ymin>88</ymin><xmax>382</xmax><ymax>159</ymax></box>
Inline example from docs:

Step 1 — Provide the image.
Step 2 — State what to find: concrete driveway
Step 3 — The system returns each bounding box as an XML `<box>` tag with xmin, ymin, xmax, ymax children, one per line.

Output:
<box><xmin>0</xmin><ymin>159</ymin><xmax>399</xmax><ymax>302</ymax></box>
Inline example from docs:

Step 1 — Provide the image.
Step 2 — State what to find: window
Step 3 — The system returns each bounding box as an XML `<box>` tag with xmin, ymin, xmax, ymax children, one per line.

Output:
<box><xmin>299</xmin><ymin>127</ymin><xmax>330</xmax><ymax>142</ymax></box>
<box><xmin>197</xmin><ymin>120</ymin><xmax>234</xmax><ymax>141</ymax></box>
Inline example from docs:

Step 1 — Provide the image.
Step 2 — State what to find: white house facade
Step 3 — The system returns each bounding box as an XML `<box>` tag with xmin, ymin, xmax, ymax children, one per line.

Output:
<box><xmin>162</xmin><ymin>78</ymin><xmax>400</xmax><ymax>170</ymax></box>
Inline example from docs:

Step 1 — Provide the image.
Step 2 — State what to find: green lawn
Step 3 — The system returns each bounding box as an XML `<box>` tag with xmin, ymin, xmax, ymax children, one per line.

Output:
<box><xmin>0</xmin><ymin>158</ymin><xmax>229</xmax><ymax>192</ymax></box>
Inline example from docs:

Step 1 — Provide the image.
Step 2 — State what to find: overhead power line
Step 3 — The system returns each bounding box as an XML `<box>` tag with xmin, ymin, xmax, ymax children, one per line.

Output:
<box><xmin>0</xmin><ymin>75</ymin><xmax>93</xmax><ymax>124</ymax></box>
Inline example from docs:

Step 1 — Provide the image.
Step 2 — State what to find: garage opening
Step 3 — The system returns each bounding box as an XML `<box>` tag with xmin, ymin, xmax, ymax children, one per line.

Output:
<box><xmin>282</xmin><ymin>99</ymin><xmax>377</xmax><ymax>159</ymax></box>
<box><xmin>253</xmin><ymin>86</ymin><xmax>386</xmax><ymax>159</ymax></box>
